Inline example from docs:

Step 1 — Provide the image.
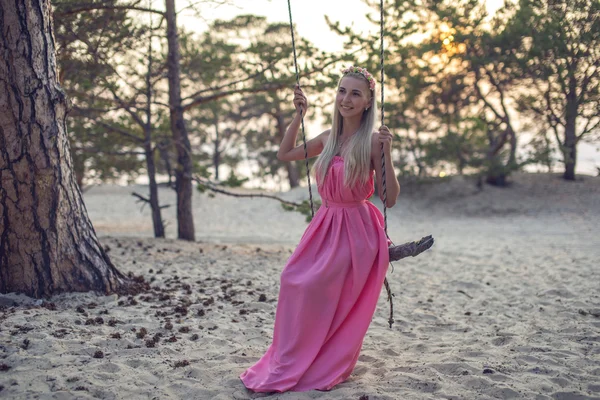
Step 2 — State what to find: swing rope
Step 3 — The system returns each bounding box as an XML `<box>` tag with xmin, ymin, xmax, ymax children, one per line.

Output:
<box><xmin>287</xmin><ymin>0</ymin><xmax>315</xmax><ymax>219</ymax></box>
<box><xmin>287</xmin><ymin>0</ymin><xmax>395</xmax><ymax>328</ymax></box>
<box><xmin>379</xmin><ymin>0</ymin><xmax>388</xmax><ymax>236</ymax></box>
<box><xmin>379</xmin><ymin>0</ymin><xmax>396</xmax><ymax>329</ymax></box>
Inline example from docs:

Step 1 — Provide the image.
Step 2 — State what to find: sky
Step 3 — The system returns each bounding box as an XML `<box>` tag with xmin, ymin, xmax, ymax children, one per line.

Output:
<box><xmin>180</xmin><ymin>0</ymin><xmax>505</xmax><ymax>52</ymax></box>
<box><xmin>176</xmin><ymin>0</ymin><xmax>599</xmax><ymax>176</ymax></box>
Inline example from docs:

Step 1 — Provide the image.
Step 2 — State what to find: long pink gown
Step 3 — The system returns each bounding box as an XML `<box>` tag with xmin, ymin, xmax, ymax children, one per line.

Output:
<box><xmin>240</xmin><ymin>156</ymin><xmax>390</xmax><ymax>392</ymax></box>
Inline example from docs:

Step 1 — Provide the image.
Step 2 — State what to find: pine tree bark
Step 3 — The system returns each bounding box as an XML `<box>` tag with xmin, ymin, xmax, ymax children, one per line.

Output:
<box><xmin>213</xmin><ymin>121</ymin><xmax>221</xmax><ymax>181</ymax></box>
<box><xmin>165</xmin><ymin>0</ymin><xmax>194</xmax><ymax>240</ymax></box>
<box><xmin>144</xmin><ymin>31</ymin><xmax>165</xmax><ymax>238</ymax></box>
<box><xmin>144</xmin><ymin>141</ymin><xmax>165</xmax><ymax>238</ymax></box>
<box><xmin>0</xmin><ymin>0</ymin><xmax>126</xmax><ymax>298</ymax></box>
<box><xmin>563</xmin><ymin>78</ymin><xmax>578</xmax><ymax>181</ymax></box>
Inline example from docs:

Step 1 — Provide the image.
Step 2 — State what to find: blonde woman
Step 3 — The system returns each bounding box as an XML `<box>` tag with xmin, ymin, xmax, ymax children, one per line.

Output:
<box><xmin>241</xmin><ymin>66</ymin><xmax>401</xmax><ymax>393</ymax></box>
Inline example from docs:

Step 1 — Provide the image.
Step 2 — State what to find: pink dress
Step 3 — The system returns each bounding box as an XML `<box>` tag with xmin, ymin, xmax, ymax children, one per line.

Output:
<box><xmin>240</xmin><ymin>155</ymin><xmax>390</xmax><ymax>392</ymax></box>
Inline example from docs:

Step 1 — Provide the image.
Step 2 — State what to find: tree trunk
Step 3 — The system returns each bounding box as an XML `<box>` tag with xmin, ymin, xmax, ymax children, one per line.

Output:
<box><xmin>563</xmin><ymin>130</ymin><xmax>577</xmax><ymax>181</ymax></box>
<box><xmin>165</xmin><ymin>0</ymin><xmax>194</xmax><ymax>240</ymax></box>
<box><xmin>0</xmin><ymin>0</ymin><xmax>126</xmax><ymax>298</ymax></box>
<box><xmin>507</xmin><ymin>127</ymin><xmax>517</xmax><ymax>169</ymax></box>
<box><xmin>563</xmin><ymin>80</ymin><xmax>578</xmax><ymax>181</ymax></box>
<box><xmin>286</xmin><ymin>162</ymin><xmax>300</xmax><ymax>189</ymax></box>
<box><xmin>484</xmin><ymin>125</ymin><xmax>511</xmax><ymax>187</ymax></box>
<box><xmin>486</xmin><ymin>125</ymin><xmax>518</xmax><ymax>187</ymax></box>
<box><xmin>144</xmin><ymin>143</ymin><xmax>165</xmax><ymax>238</ymax></box>
<box><xmin>214</xmin><ymin>122</ymin><xmax>221</xmax><ymax>181</ymax></box>
<box><xmin>144</xmin><ymin>29</ymin><xmax>165</xmax><ymax>238</ymax></box>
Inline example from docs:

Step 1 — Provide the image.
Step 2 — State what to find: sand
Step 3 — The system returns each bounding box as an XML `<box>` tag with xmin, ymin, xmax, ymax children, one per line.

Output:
<box><xmin>1</xmin><ymin>172</ymin><xmax>599</xmax><ymax>400</ymax></box>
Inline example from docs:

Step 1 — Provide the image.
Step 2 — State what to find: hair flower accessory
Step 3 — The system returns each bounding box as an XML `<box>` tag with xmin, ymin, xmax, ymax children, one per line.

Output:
<box><xmin>341</xmin><ymin>65</ymin><xmax>376</xmax><ymax>90</ymax></box>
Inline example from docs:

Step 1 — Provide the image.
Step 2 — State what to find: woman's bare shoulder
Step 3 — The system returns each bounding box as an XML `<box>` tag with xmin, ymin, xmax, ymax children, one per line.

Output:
<box><xmin>319</xmin><ymin>129</ymin><xmax>331</xmax><ymax>145</ymax></box>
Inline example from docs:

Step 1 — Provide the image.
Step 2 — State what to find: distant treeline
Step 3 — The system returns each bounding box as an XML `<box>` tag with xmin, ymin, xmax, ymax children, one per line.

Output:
<box><xmin>51</xmin><ymin>0</ymin><xmax>599</xmax><ymax>237</ymax></box>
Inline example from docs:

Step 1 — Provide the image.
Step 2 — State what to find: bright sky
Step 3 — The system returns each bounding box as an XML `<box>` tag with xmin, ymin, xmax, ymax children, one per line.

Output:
<box><xmin>180</xmin><ymin>0</ymin><xmax>506</xmax><ymax>52</ymax></box>
<box><xmin>177</xmin><ymin>0</ymin><xmax>599</xmax><ymax>176</ymax></box>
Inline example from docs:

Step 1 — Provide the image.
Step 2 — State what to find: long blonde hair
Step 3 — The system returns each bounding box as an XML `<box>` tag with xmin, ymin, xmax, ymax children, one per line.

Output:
<box><xmin>314</xmin><ymin>72</ymin><xmax>377</xmax><ymax>187</ymax></box>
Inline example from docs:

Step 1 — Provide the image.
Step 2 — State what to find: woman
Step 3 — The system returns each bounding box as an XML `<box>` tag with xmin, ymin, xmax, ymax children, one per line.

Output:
<box><xmin>241</xmin><ymin>66</ymin><xmax>401</xmax><ymax>392</ymax></box>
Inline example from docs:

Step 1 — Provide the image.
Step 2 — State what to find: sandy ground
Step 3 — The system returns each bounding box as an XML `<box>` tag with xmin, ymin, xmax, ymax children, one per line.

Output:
<box><xmin>1</xmin><ymin>173</ymin><xmax>599</xmax><ymax>400</ymax></box>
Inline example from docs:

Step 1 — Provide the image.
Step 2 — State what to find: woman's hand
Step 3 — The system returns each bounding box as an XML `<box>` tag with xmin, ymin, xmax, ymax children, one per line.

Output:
<box><xmin>378</xmin><ymin>125</ymin><xmax>394</xmax><ymax>153</ymax></box>
<box><xmin>293</xmin><ymin>85</ymin><xmax>308</xmax><ymax>115</ymax></box>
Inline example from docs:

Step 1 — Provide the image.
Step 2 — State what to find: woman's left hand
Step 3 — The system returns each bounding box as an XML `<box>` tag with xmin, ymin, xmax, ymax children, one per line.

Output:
<box><xmin>378</xmin><ymin>125</ymin><xmax>394</xmax><ymax>153</ymax></box>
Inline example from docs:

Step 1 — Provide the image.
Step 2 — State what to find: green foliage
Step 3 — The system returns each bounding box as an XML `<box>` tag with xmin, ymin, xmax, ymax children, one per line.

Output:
<box><xmin>281</xmin><ymin>200</ymin><xmax>322</xmax><ymax>223</ymax></box>
<box><xmin>69</xmin><ymin>120</ymin><xmax>145</xmax><ymax>185</ymax></box>
<box><xmin>420</xmin><ymin>118</ymin><xmax>487</xmax><ymax>172</ymax></box>
<box><xmin>332</xmin><ymin>0</ymin><xmax>597</xmax><ymax>183</ymax></box>
<box><xmin>221</xmin><ymin>171</ymin><xmax>249</xmax><ymax>188</ymax></box>
<box><xmin>55</xmin><ymin>0</ymin><xmax>598</xmax><ymax>190</ymax></box>
<box><xmin>193</xmin><ymin>164</ymin><xmax>212</xmax><ymax>180</ymax></box>
<box><xmin>54</xmin><ymin>0</ymin><xmax>157</xmax><ymax>186</ymax></box>
<box><xmin>523</xmin><ymin>134</ymin><xmax>556</xmax><ymax>172</ymax></box>
<box><xmin>195</xmin><ymin>182</ymin><xmax>210</xmax><ymax>195</ymax></box>
<box><xmin>179</xmin><ymin>15</ymin><xmax>335</xmax><ymax>189</ymax></box>
<box><xmin>502</xmin><ymin>0</ymin><xmax>600</xmax><ymax>176</ymax></box>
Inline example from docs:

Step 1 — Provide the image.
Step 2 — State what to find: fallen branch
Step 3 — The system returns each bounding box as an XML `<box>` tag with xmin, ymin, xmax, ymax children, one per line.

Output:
<box><xmin>192</xmin><ymin>175</ymin><xmax>435</xmax><ymax>329</ymax></box>
<box><xmin>192</xmin><ymin>176</ymin><xmax>303</xmax><ymax>208</ymax></box>
<box><xmin>131</xmin><ymin>192</ymin><xmax>171</xmax><ymax>211</ymax></box>
<box><xmin>384</xmin><ymin>235</ymin><xmax>435</xmax><ymax>328</ymax></box>
<box><xmin>388</xmin><ymin>235</ymin><xmax>434</xmax><ymax>261</ymax></box>
<box><xmin>193</xmin><ymin>176</ymin><xmax>435</xmax><ymax>262</ymax></box>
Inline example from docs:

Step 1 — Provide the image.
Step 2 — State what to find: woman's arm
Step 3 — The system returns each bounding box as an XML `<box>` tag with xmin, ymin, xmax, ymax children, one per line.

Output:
<box><xmin>277</xmin><ymin>115</ymin><xmax>328</xmax><ymax>161</ymax></box>
<box><xmin>277</xmin><ymin>85</ymin><xmax>328</xmax><ymax>161</ymax></box>
<box><xmin>372</xmin><ymin>126</ymin><xmax>400</xmax><ymax>207</ymax></box>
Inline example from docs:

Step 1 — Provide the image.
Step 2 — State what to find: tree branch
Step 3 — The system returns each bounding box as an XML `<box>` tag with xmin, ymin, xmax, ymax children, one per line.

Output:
<box><xmin>94</xmin><ymin>120</ymin><xmax>145</xmax><ymax>143</ymax></box>
<box><xmin>192</xmin><ymin>175</ymin><xmax>303</xmax><ymax>208</ymax></box>
<box><xmin>182</xmin><ymin>82</ymin><xmax>291</xmax><ymax>112</ymax></box>
<box><xmin>181</xmin><ymin>61</ymin><xmax>278</xmax><ymax>102</ymax></box>
<box><xmin>131</xmin><ymin>192</ymin><xmax>170</xmax><ymax>209</ymax></box>
<box><xmin>485</xmin><ymin>65</ymin><xmax>514</xmax><ymax>131</ymax></box>
<box><xmin>54</xmin><ymin>4</ymin><xmax>165</xmax><ymax>17</ymax></box>
<box><xmin>191</xmin><ymin>176</ymin><xmax>435</xmax><ymax>264</ymax></box>
<box><xmin>474</xmin><ymin>68</ymin><xmax>505</xmax><ymax>123</ymax></box>
<box><xmin>578</xmin><ymin>118</ymin><xmax>600</xmax><ymax>142</ymax></box>
<box><xmin>74</xmin><ymin>147</ymin><xmax>145</xmax><ymax>156</ymax></box>
<box><xmin>105</xmin><ymin>83</ymin><xmax>148</xmax><ymax>128</ymax></box>
<box><xmin>578</xmin><ymin>61</ymin><xmax>599</xmax><ymax>106</ymax></box>
<box><xmin>389</xmin><ymin>235</ymin><xmax>434</xmax><ymax>261</ymax></box>
<box><xmin>543</xmin><ymin>84</ymin><xmax>565</xmax><ymax>128</ymax></box>
<box><xmin>182</xmin><ymin>49</ymin><xmax>363</xmax><ymax>111</ymax></box>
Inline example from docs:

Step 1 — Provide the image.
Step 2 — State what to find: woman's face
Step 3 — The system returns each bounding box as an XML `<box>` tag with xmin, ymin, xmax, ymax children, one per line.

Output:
<box><xmin>336</xmin><ymin>76</ymin><xmax>371</xmax><ymax>119</ymax></box>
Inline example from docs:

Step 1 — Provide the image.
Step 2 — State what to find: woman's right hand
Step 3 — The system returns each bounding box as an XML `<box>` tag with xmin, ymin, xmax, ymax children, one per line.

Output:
<box><xmin>293</xmin><ymin>85</ymin><xmax>308</xmax><ymax>115</ymax></box>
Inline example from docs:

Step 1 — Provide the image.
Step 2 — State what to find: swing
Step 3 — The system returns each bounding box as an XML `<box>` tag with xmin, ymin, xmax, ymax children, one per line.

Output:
<box><xmin>287</xmin><ymin>0</ymin><xmax>434</xmax><ymax>328</ymax></box>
